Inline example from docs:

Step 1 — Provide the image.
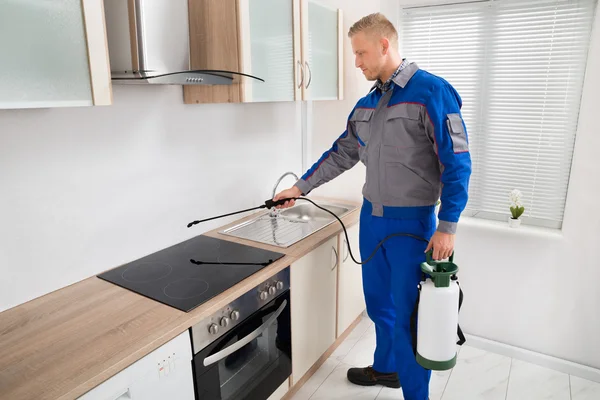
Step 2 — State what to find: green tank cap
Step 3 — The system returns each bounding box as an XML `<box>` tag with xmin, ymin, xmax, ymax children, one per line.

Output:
<box><xmin>420</xmin><ymin>251</ymin><xmax>459</xmax><ymax>288</ymax></box>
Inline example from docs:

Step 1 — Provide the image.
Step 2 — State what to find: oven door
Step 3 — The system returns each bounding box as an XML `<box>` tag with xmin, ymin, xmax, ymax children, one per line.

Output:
<box><xmin>192</xmin><ymin>290</ymin><xmax>291</xmax><ymax>400</ymax></box>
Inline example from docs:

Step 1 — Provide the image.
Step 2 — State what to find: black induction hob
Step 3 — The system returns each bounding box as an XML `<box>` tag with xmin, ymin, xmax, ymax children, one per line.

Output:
<box><xmin>97</xmin><ymin>235</ymin><xmax>285</xmax><ymax>312</ymax></box>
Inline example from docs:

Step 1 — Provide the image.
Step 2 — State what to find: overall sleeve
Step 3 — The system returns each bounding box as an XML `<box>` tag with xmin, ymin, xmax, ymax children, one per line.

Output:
<box><xmin>295</xmin><ymin>108</ymin><xmax>360</xmax><ymax>195</ymax></box>
<box><xmin>424</xmin><ymin>83</ymin><xmax>472</xmax><ymax>234</ymax></box>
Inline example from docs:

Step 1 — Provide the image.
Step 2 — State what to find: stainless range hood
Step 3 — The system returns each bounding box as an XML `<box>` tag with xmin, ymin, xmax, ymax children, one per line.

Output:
<box><xmin>103</xmin><ymin>0</ymin><xmax>263</xmax><ymax>85</ymax></box>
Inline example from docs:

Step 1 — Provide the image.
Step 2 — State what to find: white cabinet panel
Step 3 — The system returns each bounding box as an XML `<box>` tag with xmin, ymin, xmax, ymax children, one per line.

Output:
<box><xmin>290</xmin><ymin>236</ymin><xmax>338</xmax><ymax>383</ymax></box>
<box><xmin>305</xmin><ymin>0</ymin><xmax>341</xmax><ymax>100</ymax></box>
<box><xmin>337</xmin><ymin>223</ymin><xmax>366</xmax><ymax>336</ymax></box>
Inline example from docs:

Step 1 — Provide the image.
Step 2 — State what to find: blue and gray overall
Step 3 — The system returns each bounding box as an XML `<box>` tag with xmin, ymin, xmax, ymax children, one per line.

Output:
<box><xmin>295</xmin><ymin>62</ymin><xmax>471</xmax><ymax>400</ymax></box>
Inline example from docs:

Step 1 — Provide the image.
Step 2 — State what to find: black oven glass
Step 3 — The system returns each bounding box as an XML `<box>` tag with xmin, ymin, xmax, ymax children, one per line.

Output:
<box><xmin>193</xmin><ymin>290</ymin><xmax>291</xmax><ymax>400</ymax></box>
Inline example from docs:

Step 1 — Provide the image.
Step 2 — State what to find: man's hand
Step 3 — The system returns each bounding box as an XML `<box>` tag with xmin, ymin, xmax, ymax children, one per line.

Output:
<box><xmin>273</xmin><ymin>186</ymin><xmax>302</xmax><ymax>209</ymax></box>
<box><xmin>424</xmin><ymin>231</ymin><xmax>455</xmax><ymax>260</ymax></box>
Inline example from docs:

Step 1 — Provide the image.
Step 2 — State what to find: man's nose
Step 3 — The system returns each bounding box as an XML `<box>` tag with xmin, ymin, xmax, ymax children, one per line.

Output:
<box><xmin>355</xmin><ymin>57</ymin><xmax>361</xmax><ymax>68</ymax></box>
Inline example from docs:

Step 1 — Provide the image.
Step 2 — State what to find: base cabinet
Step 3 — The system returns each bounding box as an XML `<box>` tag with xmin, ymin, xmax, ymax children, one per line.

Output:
<box><xmin>290</xmin><ymin>236</ymin><xmax>338</xmax><ymax>384</ymax></box>
<box><xmin>337</xmin><ymin>223</ymin><xmax>366</xmax><ymax>336</ymax></box>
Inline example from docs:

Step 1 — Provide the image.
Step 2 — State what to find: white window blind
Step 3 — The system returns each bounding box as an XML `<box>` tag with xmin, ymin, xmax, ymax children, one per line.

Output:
<box><xmin>400</xmin><ymin>0</ymin><xmax>597</xmax><ymax>228</ymax></box>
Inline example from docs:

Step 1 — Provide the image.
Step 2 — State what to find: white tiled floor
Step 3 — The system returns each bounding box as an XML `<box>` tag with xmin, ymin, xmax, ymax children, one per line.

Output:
<box><xmin>290</xmin><ymin>316</ymin><xmax>600</xmax><ymax>400</ymax></box>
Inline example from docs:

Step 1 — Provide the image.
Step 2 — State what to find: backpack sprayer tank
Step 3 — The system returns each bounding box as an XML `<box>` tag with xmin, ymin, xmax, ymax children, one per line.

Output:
<box><xmin>414</xmin><ymin>252</ymin><xmax>464</xmax><ymax>371</ymax></box>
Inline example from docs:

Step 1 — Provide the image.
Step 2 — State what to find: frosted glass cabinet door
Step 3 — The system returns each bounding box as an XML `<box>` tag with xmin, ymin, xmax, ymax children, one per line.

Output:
<box><xmin>0</xmin><ymin>0</ymin><xmax>109</xmax><ymax>109</ymax></box>
<box><xmin>240</xmin><ymin>0</ymin><xmax>296</xmax><ymax>102</ymax></box>
<box><xmin>305</xmin><ymin>0</ymin><xmax>341</xmax><ymax>101</ymax></box>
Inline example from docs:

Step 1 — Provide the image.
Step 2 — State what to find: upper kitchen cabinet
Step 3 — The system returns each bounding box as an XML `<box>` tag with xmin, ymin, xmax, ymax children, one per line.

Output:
<box><xmin>237</xmin><ymin>0</ymin><xmax>299</xmax><ymax>103</ymax></box>
<box><xmin>301</xmin><ymin>0</ymin><xmax>343</xmax><ymax>101</ymax></box>
<box><xmin>184</xmin><ymin>0</ymin><xmax>343</xmax><ymax>104</ymax></box>
<box><xmin>0</xmin><ymin>0</ymin><xmax>112</xmax><ymax>109</ymax></box>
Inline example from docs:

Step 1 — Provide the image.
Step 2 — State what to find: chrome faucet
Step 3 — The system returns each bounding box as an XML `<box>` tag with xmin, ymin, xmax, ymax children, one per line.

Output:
<box><xmin>271</xmin><ymin>171</ymin><xmax>299</xmax><ymax>200</ymax></box>
<box><xmin>270</xmin><ymin>172</ymin><xmax>299</xmax><ymax>217</ymax></box>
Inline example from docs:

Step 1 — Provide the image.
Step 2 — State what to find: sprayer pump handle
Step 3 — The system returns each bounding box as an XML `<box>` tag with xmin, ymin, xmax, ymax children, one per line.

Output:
<box><xmin>426</xmin><ymin>249</ymin><xmax>454</xmax><ymax>265</ymax></box>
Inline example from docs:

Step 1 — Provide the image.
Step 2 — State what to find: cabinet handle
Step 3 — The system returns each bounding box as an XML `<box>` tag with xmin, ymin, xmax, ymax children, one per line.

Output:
<box><xmin>297</xmin><ymin>60</ymin><xmax>305</xmax><ymax>89</ymax></box>
<box><xmin>332</xmin><ymin>246</ymin><xmax>338</xmax><ymax>270</ymax></box>
<box><xmin>343</xmin><ymin>239</ymin><xmax>349</xmax><ymax>262</ymax></box>
<box><xmin>305</xmin><ymin>61</ymin><xmax>312</xmax><ymax>88</ymax></box>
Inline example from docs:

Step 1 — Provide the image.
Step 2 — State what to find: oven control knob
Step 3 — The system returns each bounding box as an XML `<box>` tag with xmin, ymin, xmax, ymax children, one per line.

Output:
<box><xmin>220</xmin><ymin>317</ymin><xmax>230</xmax><ymax>328</ymax></box>
<box><xmin>230</xmin><ymin>310</ymin><xmax>240</xmax><ymax>321</ymax></box>
<box><xmin>208</xmin><ymin>323</ymin><xmax>219</xmax><ymax>335</ymax></box>
<box><xmin>259</xmin><ymin>291</ymin><xmax>268</xmax><ymax>301</ymax></box>
<box><xmin>276</xmin><ymin>281</ymin><xmax>284</xmax><ymax>290</ymax></box>
<box><xmin>268</xmin><ymin>285</ymin><xmax>277</xmax><ymax>296</ymax></box>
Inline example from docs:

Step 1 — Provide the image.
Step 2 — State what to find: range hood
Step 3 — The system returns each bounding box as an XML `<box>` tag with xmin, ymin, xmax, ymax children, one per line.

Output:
<box><xmin>103</xmin><ymin>0</ymin><xmax>264</xmax><ymax>85</ymax></box>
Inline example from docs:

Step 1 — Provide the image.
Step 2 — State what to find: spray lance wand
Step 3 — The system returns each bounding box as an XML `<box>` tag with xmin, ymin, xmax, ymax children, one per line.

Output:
<box><xmin>187</xmin><ymin>196</ymin><xmax>466</xmax><ymax>371</ymax></box>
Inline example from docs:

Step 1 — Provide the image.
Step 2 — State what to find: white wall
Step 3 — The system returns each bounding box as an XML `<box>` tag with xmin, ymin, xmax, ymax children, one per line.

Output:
<box><xmin>0</xmin><ymin>86</ymin><xmax>303</xmax><ymax>312</ymax></box>
<box><xmin>310</xmin><ymin>0</ymin><xmax>600</xmax><ymax>370</ymax></box>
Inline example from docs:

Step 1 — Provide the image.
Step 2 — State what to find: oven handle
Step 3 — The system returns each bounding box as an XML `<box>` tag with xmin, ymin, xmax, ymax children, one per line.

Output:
<box><xmin>203</xmin><ymin>299</ymin><xmax>288</xmax><ymax>367</ymax></box>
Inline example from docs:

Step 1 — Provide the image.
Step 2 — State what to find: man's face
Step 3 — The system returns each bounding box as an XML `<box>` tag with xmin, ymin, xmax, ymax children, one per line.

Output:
<box><xmin>351</xmin><ymin>31</ymin><xmax>386</xmax><ymax>81</ymax></box>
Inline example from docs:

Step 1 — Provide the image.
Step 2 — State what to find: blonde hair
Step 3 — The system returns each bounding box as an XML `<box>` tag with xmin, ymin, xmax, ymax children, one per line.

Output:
<box><xmin>348</xmin><ymin>13</ymin><xmax>398</xmax><ymax>49</ymax></box>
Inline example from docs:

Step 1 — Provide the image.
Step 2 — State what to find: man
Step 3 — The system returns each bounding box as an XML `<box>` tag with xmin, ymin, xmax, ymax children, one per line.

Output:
<box><xmin>274</xmin><ymin>13</ymin><xmax>471</xmax><ymax>400</ymax></box>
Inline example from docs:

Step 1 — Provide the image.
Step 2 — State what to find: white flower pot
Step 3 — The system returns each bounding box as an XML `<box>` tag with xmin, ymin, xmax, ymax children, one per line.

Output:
<box><xmin>508</xmin><ymin>218</ymin><xmax>521</xmax><ymax>228</ymax></box>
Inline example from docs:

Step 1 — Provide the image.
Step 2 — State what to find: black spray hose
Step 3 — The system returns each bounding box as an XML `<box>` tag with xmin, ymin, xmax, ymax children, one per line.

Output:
<box><xmin>188</xmin><ymin>197</ymin><xmax>430</xmax><ymax>266</ymax></box>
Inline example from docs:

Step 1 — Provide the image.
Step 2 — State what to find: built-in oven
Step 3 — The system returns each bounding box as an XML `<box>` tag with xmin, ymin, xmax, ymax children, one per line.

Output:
<box><xmin>190</xmin><ymin>267</ymin><xmax>291</xmax><ymax>400</ymax></box>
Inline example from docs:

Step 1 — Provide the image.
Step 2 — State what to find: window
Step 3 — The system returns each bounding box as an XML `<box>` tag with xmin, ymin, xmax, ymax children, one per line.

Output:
<box><xmin>400</xmin><ymin>0</ymin><xmax>597</xmax><ymax>228</ymax></box>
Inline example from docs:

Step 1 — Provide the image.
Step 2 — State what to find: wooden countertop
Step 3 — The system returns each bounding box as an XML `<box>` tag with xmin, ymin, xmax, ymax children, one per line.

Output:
<box><xmin>0</xmin><ymin>196</ymin><xmax>360</xmax><ymax>400</ymax></box>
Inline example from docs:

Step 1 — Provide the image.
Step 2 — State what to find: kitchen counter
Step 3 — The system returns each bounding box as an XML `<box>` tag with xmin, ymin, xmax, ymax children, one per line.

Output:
<box><xmin>0</xmin><ymin>196</ymin><xmax>361</xmax><ymax>400</ymax></box>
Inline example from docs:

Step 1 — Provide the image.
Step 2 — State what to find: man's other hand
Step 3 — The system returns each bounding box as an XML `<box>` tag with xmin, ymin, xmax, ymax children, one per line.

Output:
<box><xmin>273</xmin><ymin>186</ymin><xmax>302</xmax><ymax>209</ymax></box>
<box><xmin>424</xmin><ymin>231</ymin><xmax>455</xmax><ymax>260</ymax></box>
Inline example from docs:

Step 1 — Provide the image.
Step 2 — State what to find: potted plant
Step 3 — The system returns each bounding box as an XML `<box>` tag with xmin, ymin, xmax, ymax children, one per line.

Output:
<box><xmin>508</xmin><ymin>189</ymin><xmax>525</xmax><ymax>228</ymax></box>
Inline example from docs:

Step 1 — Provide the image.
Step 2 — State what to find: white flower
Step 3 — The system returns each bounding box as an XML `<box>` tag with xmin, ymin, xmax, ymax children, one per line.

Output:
<box><xmin>509</xmin><ymin>189</ymin><xmax>523</xmax><ymax>207</ymax></box>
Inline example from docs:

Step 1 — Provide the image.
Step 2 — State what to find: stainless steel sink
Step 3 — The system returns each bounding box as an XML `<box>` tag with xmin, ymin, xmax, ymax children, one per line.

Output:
<box><xmin>220</xmin><ymin>201</ymin><xmax>354</xmax><ymax>248</ymax></box>
<box><xmin>277</xmin><ymin>203</ymin><xmax>349</xmax><ymax>222</ymax></box>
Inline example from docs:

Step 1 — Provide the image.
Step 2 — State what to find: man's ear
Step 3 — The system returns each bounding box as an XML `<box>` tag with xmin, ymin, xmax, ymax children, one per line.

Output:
<box><xmin>380</xmin><ymin>37</ymin><xmax>390</xmax><ymax>55</ymax></box>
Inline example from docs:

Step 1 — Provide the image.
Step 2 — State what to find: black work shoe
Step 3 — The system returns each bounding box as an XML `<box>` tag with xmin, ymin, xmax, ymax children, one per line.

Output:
<box><xmin>346</xmin><ymin>366</ymin><xmax>401</xmax><ymax>388</ymax></box>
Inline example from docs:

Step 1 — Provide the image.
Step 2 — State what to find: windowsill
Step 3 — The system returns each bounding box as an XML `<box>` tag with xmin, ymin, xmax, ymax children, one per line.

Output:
<box><xmin>457</xmin><ymin>216</ymin><xmax>564</xmax><ymax>240</ymax></box>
